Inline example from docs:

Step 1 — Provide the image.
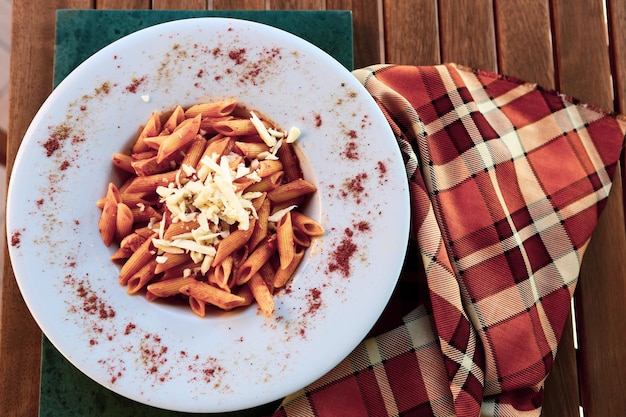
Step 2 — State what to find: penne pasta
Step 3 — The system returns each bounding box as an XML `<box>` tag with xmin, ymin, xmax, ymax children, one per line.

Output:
<box><xmin>256</xmin><ymin>160</ymin><xmax>283</xmax><ymax>178</ymax></box>
<box><xmin>235</xmin><ymin>141</ymin><xmax>269</xmax><ymax>159</ymax></box>
<box><xmin>211</xmin><ymin>256</ymin><xmax>233</xmax><ymax>290</ymax></box>
<box><xmin>179</xmin><ymin>280</ymin><xmax>246</xmax><ymax>311</ymax></box>
<box><xmin>276</xmin><ymin>142</ymin><xmax>302</xmax><ymax>183</ymax></box>
<box><xmin>184</xmin><ymin>99</ymin><xmax>238</xmax><ymax>118</ymax></box>
<box><xmin>213</xmin><ymin>118</ymin><xmax>260</xmax><ymax>136</ymax></box>
<box><xmin>163</xmin><ymin>105</ymin><xmax>185</xmax><ymax>132</ymax></box>
<box><xmin>248</xmin><ymin>272</ymin><xmax>274</xmax><ymax>317</ymax></box>
<box><xmin>156</xmin><ymin>114</ymin><xmax>201</xmax><ymax>163</ymax></box>
<box><xmin>163</xmin><ymin>220</ymin><xmax>201</xmax><ymax>241</ymax></box>
<box><xmin>244</xmin><ymin>171</ymin><xmax>284</xmax><ymax>193</ymax></box>
<box><xmin>130</xmin><ymin>205</ymin><xmax>162</xmax><ymax>223</ymax></box>
<box><xmin>233</xmin><ymin>285</ymin><xmax>254</xmax><ymax>307</ymax></box>
<box><xmin>98</xmin><ymin>183</ymin><xmax>122</xmax><ymax>246</ymax></box>
<box><xmin>211</xmin><ymin>218</ymin><xmax>256</xmax><ymax>267</ymax></box>
<box><xmin>248</xmin><ymin>198</ymin><xmax>270</xmax><ymax>251</ymax></box>
<box><xmin>118</xmin><ymin>233</ymin><xmax>157</xmax><ymax>285</ymax></box>
<box><xmin>188</xmin><ymin>296</ymin><xmax>206</xmax><ymax>317</ymax></box>
<box><xmin>276</xmin><ymin>211</ymin><xmax>295</xmax><ymax>269</ymax></box>
<box><xmin>124</xmin><ymin>170</ymin><xmax>178</xmax><ymax>194</ymax></box>
<box><xmin>257</xmin><ymin>262</ymin><xmax>276</xmax><ymax>293</ymax></box>
<box><xmin>131</xmin><ymin>151</ymin><xmax>184</xmax><ymax>176</ymax></box>
<box><xmin>179</xmin><ymin>138</ymin><xmax>207</xmax><ymax>172</ymax></box>
<box><xmin>235</xmin><ymin>235</ymin><xmax>277</xmax><ymax>286</ymax></box>
<box><xmin>195</xmin><ymin>135</ymin><xmax>233</xmax><ymax>171</ymax></box>
<box><xmin>98</xmin><ymin>101</ymin><xmax>324</xmax><ymax>317</ymax></box>
<box><xmin>154</xmin><ymin>253</ymin><xmax>191</xmax><ymax>275</ymax></box>
<box><xmin>117</xmin><ymin>230</ymin><xmax>148</xmax><ymax>254</ymax></box>
<box><xmin>290</xmin><ymin>211</ymin><xmax>325</xmax><ymax>236</ymax></box>
<box><xmin>112</xmin><ymin>153</ymin><xmax>135</xmax><ymax>173</ymax></box>
<box><xmin>115</xmin><ymin>202</ymin><xmax>134</xmax><ymax>241</ymax></box>
<box><xmin>273</xmin><ymin>246</ymin><xmax>305</xmax><ymax>288</ymax></box>
<box><xmin>146</xmin><ymin>275</ymin><xmax>197</xmax><ymax>298</ymax></box>
<box><xmin>127</xmin><ymin>259</ymin><xmax>158</xmax><ymax>295</ymax></box>
<box><xmin>133</xmin><ymin>110</ymin><xmax>161</xmax><ymax>153</ymax></box>
<box><xmin>199</xmin><ymin>115</ymin><xmax>235</xmax><ymax>134</ymax></box>
<box><xmin>267</xmin><ymin>178</ymin><xmax>317</xmax><ymax>204</ymax></box>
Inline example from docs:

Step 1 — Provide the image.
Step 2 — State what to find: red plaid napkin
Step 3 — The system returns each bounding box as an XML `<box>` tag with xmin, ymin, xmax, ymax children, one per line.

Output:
<box><xmin>271</xmin><ymin>64</ymin><xmax>626</xmax><ymax>417</ymax></box>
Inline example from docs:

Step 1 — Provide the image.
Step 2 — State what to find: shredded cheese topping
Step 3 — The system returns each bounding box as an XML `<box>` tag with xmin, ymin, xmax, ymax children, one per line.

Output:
<box><xmin>150</xmin><ymin>112</ymin><xmax>298</xmax><ymax>269</ymax></box>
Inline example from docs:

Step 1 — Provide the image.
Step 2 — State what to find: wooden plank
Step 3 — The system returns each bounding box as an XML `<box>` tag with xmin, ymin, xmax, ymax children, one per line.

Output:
<box><xmin>438</xmin><ymin>0</ymin><xmax>497</xmax><ymax>72</ymax></box>
<box><xmin>0</xmin><ymin>128</ymin><xmax>6</xmax><ymax>165</ymax></box>
<box><xmin>1</xmin><ymin>2</ymin><xmax>94</xmax><ymax>416</ymax></box>
<box><xmin>327</xmin><ymin>0</ymin><xmax>382</xmax><ymax>68</ymax></box>
<box><xmin>212</xmin><ymin>0</ymin><xmax>266</xmax><ymax>9</ymax></box>
<box><xmin>95</xmin><ymin>0</ymin><xmax>150</xmax><ymax>8</ymax></box>
<box><xmin>608</xmin><ymin>0</ymin><xmax>626</xmax><ymax>112</ymax></box>
<box><xmin>551</xmin><ymin>1</ymin><xmax>626</xmax><ymax>416</ymax></box>
<box><xmin>382</xmin><ymin>0</ymin><xmax>439</xmax><ymax>65</ymax></box>
<box><xmin>575</xmin><ymin>174</ymin><xmax>626</xmax><ymax>417</ymax></box>
<box><xmin>269</xmin><ymin>0</ymin><xmax>323</xmax><ymax>9</ymax></box>
<box><xmin>541</xmin><ymin>312</ymin><xmax>580</xmax><ymax>417</ymax></box>
<box><xmin>153</xmin><ymin>0</ymin><xmax>208</xmax><ymax>9</ymax></box>
<box><xmin>607</xmin><ymin>0</ymin><xmax>626</xmax><ymax>222</ymax></box>
<box><xmin>553</xmin><ymin>0</ymin><xmax>612</xmax><ymax>109</ymax></box>
<box><xmin>494</xmin><ymin>0</ymin><xmax>554</xmax><ymax>88</ymax></box>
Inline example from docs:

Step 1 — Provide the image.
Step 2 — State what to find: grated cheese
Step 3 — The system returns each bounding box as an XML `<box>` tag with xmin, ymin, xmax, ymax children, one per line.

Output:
<box><xmin>150</xmin><ymin>111</ymin><xmax>301</xmax><ymax>266</ymax></box>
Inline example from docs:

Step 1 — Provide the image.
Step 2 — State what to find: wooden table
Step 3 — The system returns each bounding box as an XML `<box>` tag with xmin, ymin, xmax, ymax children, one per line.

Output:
<box><xmin>3</xmin><ymin>1</ymin><xmax>626</xmax><ymax>416</ymax></box>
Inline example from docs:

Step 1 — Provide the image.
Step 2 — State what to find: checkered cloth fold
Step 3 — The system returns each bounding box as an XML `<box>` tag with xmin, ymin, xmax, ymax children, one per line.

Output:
<box><xmin>272</xmin><ymin>64</ymin><xmax>626</xmax><ymax>417</ymax></box>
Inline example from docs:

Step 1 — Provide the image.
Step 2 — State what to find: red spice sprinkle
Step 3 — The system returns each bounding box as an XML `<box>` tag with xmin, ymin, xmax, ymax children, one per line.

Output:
<box><xmin>248</xmin><ymin>66</ymin><xmax>261</xmax><ymax>79</ymax></box>
<box><xmin>140</xmin><ymin>333</ymin><xmax>170</xmax><ymax>381</ymax></box>
<box><xmin>305</xmin><ymin>288</ymin><xmax>322</xmax><ymax>315</ymax></box>
<box><xmin>344</xmin><ymin>141</ymin><xmax>359</xmax><ymax>160</ymax></box>
<box><xmin>10</xmin><ymin>229</ymin><xmax>23</xmax><ymax>247</ymax></box>
<box><xmin>228</xmin><ymin>48</ymin><xmax>247</xmax><ymax>64</ymax></box>
<box><xmin>354</xmin><ymin>221</ymin><xmax>371</xmax><ymax>232</ymax></box>
<box><xmin>377</xmin><ymin>160</ymin><xmax>388</xmax><ymax>178</ymax></box>
<box><xmin>36</xmin><ymin>198</ymin><xmax>44</xmax><ymax>207</ymax></box>
<box><xmin>314</xmin><ymin>113</ymin><xmax>322</xmax><ymax>127</ymax></box>
<box><xmin>266</xmin><ymin>47</ymin><xmax>281</xmax><ymax>58</ymax></box>
<box><xmin>341</xmin><ymin>172</ymin><xmax>368</xmax><ymax>204</ymax></box>
<box><xmin>125</xmin><ymin>75</ymin><xmax>147</xmax><ymax>93</ymax></box>
<box><xmin>76</xmin><ymin>281</ymin><xmax>116</xmax><ymax>319</ymax></box>
<box><xmin>124</xmin><ymin>323</ymin><xmax>136</xmax><ymax>335</ymax></box>
<box><xmin>43</xmin><ymin>138</ymin><xmax>60</xmax><ymax>157</ymax></box>
<box><xmin>42</xmin><ymin>124</ymin><xmax>71</xmax><ymax>157</ymax></box>
<box><xmin>95</xmin><ymin>81</ymin><xmax>111</xmax><ymax>95</ymax></box>
<box><xmin>327</xmin><ymin>230</ymin><xmax>358</xmax><ymax>278</ymax></box>
<box><xmin>59</xmin><ymin>160</ymin><xmax>70</xmax><ymax>171</ymax></box>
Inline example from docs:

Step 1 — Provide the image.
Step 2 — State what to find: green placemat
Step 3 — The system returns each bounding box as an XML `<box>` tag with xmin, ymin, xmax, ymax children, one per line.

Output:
<box><xmin>40</xmin><ymin>9</ymin><xmax>353</xmax><ymax>417</ymax></box>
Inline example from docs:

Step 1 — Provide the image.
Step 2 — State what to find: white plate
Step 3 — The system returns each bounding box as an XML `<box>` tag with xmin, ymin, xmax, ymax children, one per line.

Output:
<box><xmin>7</xmin><ymin>18</ymin><xmax>409</xmax><ymax>413</ymax></box>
